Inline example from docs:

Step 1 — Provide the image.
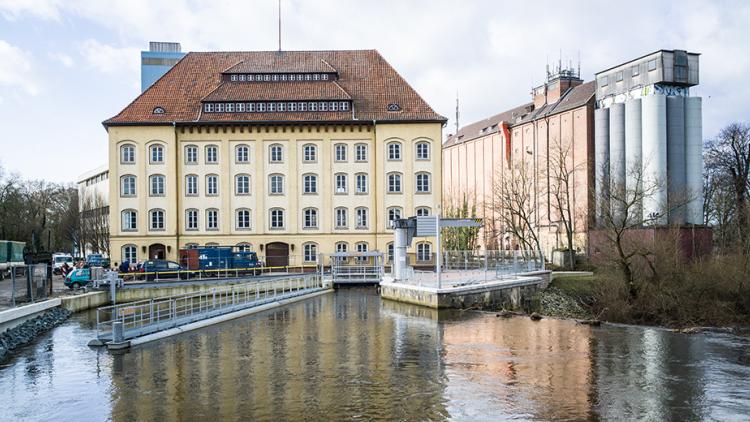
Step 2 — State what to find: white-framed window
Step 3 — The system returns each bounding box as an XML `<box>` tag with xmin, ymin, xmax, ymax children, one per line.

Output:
<box><xmin>320</xmin><ymin>102</ymin><xmax>328</xmax><ymax>111</ymax></box>
<box><xmin>387</xmin><ymin>172</ymin><xmax>402</xmax><ymax>193</ymax></box>
<box><xmin>599</xmin><ymin>76</ymin><xmax>608</xmax><ymax>87</ymax></box>
<box><xmin>205</xmin><ymin>145</ymin><xmax>218</xmax><ymax>164</ymax></box>
<box><xmin>303</xmin><ymin>242</ymin><xmax>318</xmax><ymax>263</ymax></box>
<box><xmin>387</xmin><ymin>243</ymin><xmax>394</xmax><ymax>262</ymax></box>
<box><xmin>149</xmin><ymin>144</ymin><xmax>164</xmax><ymax>164</ymax></box>
<box><xmin>149</xmin><ymin>174</ymin><xmax>165</xmax><ymax>196</ymax></box>
<box><xmin>204</xmin><ymin>103</ymin><xmax>215</xmax><ymax>112</ymax></box>
<box><xmin>335</xmin><ymin>207</ymin><xmax>347</xmax><ymax>229</ymax></box>
<box><xmin>236</xmin><ymin>242</ymin><xmax>252</xmax><ymax>252</ymax></box>
<box><xmin>303</xmin><ymin>174</ymin><xmax>318</xmax><ymax>194</ymax></box>
<box><xmin>335</xmin><ymin>173</ymin><xmax>347</xmax><ymax>194</ymax></box>
<box><xmin>417</xmin><ymin>242</ymin><xmax>432</xmax><ymax>262</ymax></box>
<box><xmin>648</xmin><ymin>58</ymin><xmax>657</xmax><ymax>71</ymax></box>
<box><xmin>235</xmin><ymin>145</ymin><xmax>250</xmax><ymax>163</ymax></box>
<box><xmin>186</xmin><ymin>209</ymin><xmax>198</xmax><ymax>230</ymax></box>
<box><xmin>322</xmin><ymin>74</ymin><xmax>329</xmax><ymax>81</ymax></box>
<box><xmin>331</xmin><ymin>101</ymin><xmax>339</xmax><ymax>111</ymax></box>
<box><xmin>334</xmin><ymin>144</ymin><xmax>347</xmax><ymax>162</ymax></box>
<box><xmin>185</xmin><ymin>174</ymin><xmax>198</xmax><ymax>196</ymax></box>
<box><xmin>631</xmin><ymin>64</ymin><xmax>640</xmax><ymax>77</ymax></box>
<box><xmin>235</xmin><ymin>174</ymin><xmax>251</xmax><ymax>195</ymax></box>
<box><xmin>355</xmin><ymin>143</ymin><xmax>368</xmax><ymax>162</ymax></box>
<box><xmin>416</xmin><ymin>206</ymin><xmax>431</xmax><ymax>217</ymax></box>
<box><xmin>355</xmin><ymin>173</ymin><xmax>368</xmax><ymax>194</ymax></box>
<box><xmin>268</xmin><ymin>102</ymin><xmax>276</xmax><ymax>112</ymax></box>
<box><xmin>236</xmin><ymin>208</ymin><xmax>251</xmax><ymax>229</ymax></box>
<box><xmin>303</xmin><ymin>144</ymin><xmax>317</xmax><ymax>162</ymax></box>
<box><xmin>121</xmin><ymin>209</ymin><xmax>137</xmax><ymax>231</ymax></box>
<box><xmin>416</xmin><ymin>172</ymin><xmax>431</xmax><ymax>193</ymax></box>
<box><xmin>270</xmin><ymin>208</ymin><xmax>284</xmax><ymax>229</ymax></box>
<box><xmin>185</xmin><ymin>145</ymin><xmax>198</xmax><ymax>164</ymax></box>
<box><xmin>120</xmin><ymin>175</ymin><xmax>136</xmax><ymax>197</ymax></box>
<box><xmin>247</xmin><ymin>103</ymin><xmax>255</xmax><ymax>112</ymax></box>
<box><xmin>340</xmin><ymin>102</ymin><xmax>349</xmax><ymax>111</ymax></box>
<box><xmin>237</xmin><ymin>103</ymin><xmax>245</xmax><ymax>112</ymax></box>
<box><xmin>122</xmin><ymin>244</ymin><xmax>137</xmax><ymax>263</ymax></box>
<box><xmin>289</xmin><ymin>102</ymin><xmax>297</xmax><ymax>112</ymax></box>
<box><xmin>258</xmin><ymin>103</ymin><xmax>266</xmax><ymax>112</ymax></box>
<box><xmin>387</xmin><ymin>207</ymin><xmax>402</xmax><ymax>228</ymax></box>
<box><xmin>206</xmin><ymin>208</ymin><xmax>219</xmax><ymax>230</ymax></box>
<box><xmin>335</xmin><ymin>242</ymin><xmax>348</xmax><ymax>253</ymax></box>
<box><xmin>226</xmin><ymin>103</ymin><xmax>235</xmax><ymax>113</ymax></box>
<box><xmin>355</xmin><ymin>207</ymin><xmax>368</xmax><ymax>229</ymax></box>
<box><xmin>309</xmin><ymin>102</ymin><xmax>318</xmax><ymax>111</ymax></box>
<box><xmin>355</xmin><ymin>242</ymin><xmax>368</xmax><ymax>254</ymax></box>
<box><xmin>149</xmin><ymin>209</ymin><xmax>165</xmax><ymax>231</ymax></box>
<box><xmin>269</xmin><ymin>174</ymin><xmax>284</xmax><ymax>195</ymax></box>
<box><xmin>120</xmin><ymin>144</ymin><xmax>135</xmax><ymax>164</ymax></box>
<box><xmin>387</xmin><ymin>142</ymin><xmax>402</xmax><ymax>160</ymax></box>
<box><xmin>269</xmin><ymin>144</ymin><xmax>283</xmax><ymax>163</ymax></box>
<box><xmin>416</xmin><ymin>142</ymin><xmax>430</xmax><ymax>160</ymax></box>
<box><xmin>303</xmin><ymin>208</ymin><xmax>318</xmax><ymax>228</ymax></box>
<box><xmin>206</xmin><ymin>174</ymin><xmax>219</xmax><ymax>196</ymax></box>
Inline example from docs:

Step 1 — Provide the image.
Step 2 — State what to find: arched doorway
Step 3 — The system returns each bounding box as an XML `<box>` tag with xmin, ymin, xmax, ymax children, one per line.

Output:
<box><xmin>265</xmin><ymin>242</ymin><xmax>289</xmax><ymax>269</ymax></box>
<box><xmin>148</xmin><ymin>243</ymin><xmax>166</xmax><ymax>260</ymax></box>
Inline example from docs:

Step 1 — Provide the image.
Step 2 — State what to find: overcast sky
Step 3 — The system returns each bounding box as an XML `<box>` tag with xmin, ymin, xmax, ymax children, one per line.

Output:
<box><xmin>0</xmin><ymin>0</ymin><xmax>748</xmax><ymax>183</ymax></box>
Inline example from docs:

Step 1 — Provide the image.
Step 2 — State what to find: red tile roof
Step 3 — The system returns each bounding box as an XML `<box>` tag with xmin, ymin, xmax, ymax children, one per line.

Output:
<box><xmin>104</xmin><ymin>50</ymin><xmax>446</xmax><ymax>126</ymax></box>
<box><xmin>201</xmin><ymin>80</ymin><xmax>351</xmax><ymax>102</ymax></box>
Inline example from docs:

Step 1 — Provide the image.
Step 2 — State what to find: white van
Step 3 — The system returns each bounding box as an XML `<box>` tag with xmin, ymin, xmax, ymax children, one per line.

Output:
<box><xmin>53</xmin><ymin>253</ymin><xmax>74</xmax><ymax>274</ymax></box>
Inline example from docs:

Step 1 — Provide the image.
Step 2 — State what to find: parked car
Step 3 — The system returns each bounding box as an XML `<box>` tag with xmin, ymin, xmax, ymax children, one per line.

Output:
<box><xmin>65</xmin><ymin>267</ymin><xmax>92</xmax><ymax>289</ymax></box>
<box><xmin>140</xmin><ymin>259</ymin><xmax>184</xmax><ymax>281</ymax></box>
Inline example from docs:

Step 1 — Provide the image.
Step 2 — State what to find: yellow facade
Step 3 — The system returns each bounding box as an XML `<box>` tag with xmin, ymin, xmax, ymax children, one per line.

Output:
<box><xmin>109</xmin><ymin>122</ymin><xmax>442</xmax><ymax>263</ymax></box>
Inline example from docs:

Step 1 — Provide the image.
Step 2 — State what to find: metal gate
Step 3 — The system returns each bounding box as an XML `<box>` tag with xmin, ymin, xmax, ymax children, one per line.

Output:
<box><xmin>329</xmin><ymin>252</ymin><xmax>384</xmax><ymax>285</ymax></box>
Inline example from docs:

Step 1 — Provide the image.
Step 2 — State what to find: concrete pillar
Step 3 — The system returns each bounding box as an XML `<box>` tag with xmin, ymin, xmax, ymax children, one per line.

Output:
<box><xmin>641</xmin><ymin>94</ymin><xmax>668</xmax><ymax>225</ymax></box>
<box><xmin>393</xmin><ymin>227</ymin><xmax>408</xmax><ymax>280</ymax></box>
<box><xmin>594</xmin><ymin>107</ymin><xmax>610</xmax><ymax>226</ymax></box>
<box><xmin>667</xmin><ymin>96</ymin><xmax>687</xmax><ymax>225</ymax></box>
<box><xmin>685</xmin><ymin>97</ymin><xmax>704</xmax><ymax>224</ymax></box>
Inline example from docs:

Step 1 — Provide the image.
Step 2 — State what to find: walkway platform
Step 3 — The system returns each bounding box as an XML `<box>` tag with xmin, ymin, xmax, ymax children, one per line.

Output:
<box><xmin>380</xmin><ymin>271</ymin><xmax>550</xmax><ymax>310</ymax></box>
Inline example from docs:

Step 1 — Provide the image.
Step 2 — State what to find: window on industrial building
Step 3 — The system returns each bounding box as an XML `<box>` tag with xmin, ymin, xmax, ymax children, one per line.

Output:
<box><xmin>236</xmin><ymin>209</ymin><xmax>251</xmax><ymax>230</ymax></box>
<box><xmin>599</xmin><ymin>76</ymin><xmax>608</xmax><ymax>87</ymax></box>
<box><xmin>269</xmin><ymin>144</ymin><xmax>283</xmax><ymax>163</ymax></box>
<box><xmin>120</xmin><ymin>175</ymin><xmax>136</xmax><ymax>197</ymax></box>
<box><xmin>416</xmin><ymin>206</ymin><xmax>431</xmax><ymax>217</ymax></box>
<box><xmin>387</xmin><ymin>172</ymin><xmax>402</xmax><ymax>193</ymax></box>
<box><xmin>149</xmin><ymin>174</ymin><xmax>165</xmax><ymax>196</ymax></box>
<box><xmin>235</xmin><ymin>174</ymin><xmax>251</xmax><ymax>195</ymax></box>
<box><xmin>648</xmin><ymin>59</ymin><xmax>657</xmax><ymax>71</ymax></box>
<box><xmin>415</xmin><ymin>142</ymin><xmax>430</xmax><ymax>160</ymax></box>
<box><xmin>355</xmin><ymin>173</ymin><xmax>368</xmax><ymax>194</ymax></box>
<box><xmin>335</xmin><ymin>173</ymin><xmax>348</xmax><ymax>194</ymax></box>
<box><xmin>303</xmin><ymin>208</ymin><xmax>318</xmax><ymax>228</ymax></box>
<box><xmin>186</xmin><ymin>209</ymin><xmax>198</xmax><ymax>231</ymax></box>
<box><xmin>235</xmin><ymin>145</ymin><xmax>249</xmax><ymax>163</ymax></box>
<box><xmin>303</xmin><ymin>243</ymin><xmax>318</xmax><ymax>263</ymax></box>
<box><xmin>417</xmin><ymin>242</ymin><xmax>432</xmax><ymax>262</ymax></box>
<box><xmin>616</xmin><ymin>71</ymin><xmax>623</xmax><ymax>82</ymax></box>
<box><xmin>631</xmin><ymin>65</ymin><xmax>640</xmax><ymax>77</ymax></box>
<box><xmin>303</xmin><ymin>144</ymin><xmax>317</xmax><ymax>162</ymax></box>
<box><xmin>206</xmin><ymin>208</ymin><xmax>219</xmax><ymax>230</ymax></box>
<box><xmin>120</xmin><ymin>144</ymin><xmax>135</xmax><ymax>164</ymax></box>
<box><xmin>303</xmin><ymin>174</ymin><xmax>318</xmax><ymax>194</ymax></box>
<box><xmin>269</xmin><ymin>174</ymin><xmax>284</xmax><ymax>194</ymax></box>
<box><xmin>205</xmin><ymin>145</ymin><xmax>218</xmax><ymax>164</ymax></box>
<box><xmin>122</xmin><ymin>245</ymin><xmax>137</xmax><ymax>263</ymax></box>
<box><xmin>185</xmin><ymin>145</ymin><xmax>198</xmax><ymax>164</ymax></box>
<box><xmin>335</xmin><ymin>207</ymin><xmax>348</xmax><ymax>229</ymax></box>
<box><xmin>416</xmin><ymin>172</ymin><xmax>431</xmax><ymax>193</ymax></box>
<box><xmin>149</xmin><ymin>209</ymin><xmax>165</xmax><ymax>231</ymax></box>
<box><xmin>185</xmin><ymin>174</ymin><xmax>198</xmax><ymax>196</ymax></box>
<box><xmin>206</xmin><ymin>174</ymin><xmax>219</xmax><ymax>196</ymax></box>
<box><xmin>387</xmin><ymin>207</ymin><xmax>402</xmax><ymax>229</ymax></box>
<box><xmin>387</xmin><ymin>142</ymin><xmax>402</xmax><ymax>160</ymax></box>
<box><xmin>355</xmin><ymin>207</ymin><xmax>368</xmax><ymax>229</ymax></box>
<box><xmin>149</xmin><ymin>144</ymin><xmax>164</xmax><ymax>164</ymax></box>
<box><xmin>121</xmin><ymin>209</ymin><xmax>137</xmax><ymax>231</ymax></box>
<box><xmin>334</xmin><ymin>144</ymin><xmax>347</xmax><ymax>162</ymax></box>
<box><xmin>355</xmin><ymin>144</ymin><xmax>368</xmax><ymax>162</ymax></box>
<box><xmin>270</xmin><ymin>208</ymin><xmax>284</xmax><ymax>229</ymax></box>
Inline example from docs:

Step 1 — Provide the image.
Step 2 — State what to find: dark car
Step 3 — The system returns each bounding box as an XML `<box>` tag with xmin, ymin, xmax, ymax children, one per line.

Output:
<box><xmin>140</xmin><ymin>259</ymin><xmax>184</xmax><ymax>281</ymax></box>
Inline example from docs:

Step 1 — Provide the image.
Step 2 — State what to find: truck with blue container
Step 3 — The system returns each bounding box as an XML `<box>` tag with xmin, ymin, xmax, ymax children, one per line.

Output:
<box><xmin>179</xmin><ymin>246</ymin><xmax>263</xmax><ymax>276</ymax></box>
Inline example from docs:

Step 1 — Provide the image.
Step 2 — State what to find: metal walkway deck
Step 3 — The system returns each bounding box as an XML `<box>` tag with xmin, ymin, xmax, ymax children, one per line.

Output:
<box><xmin>94</xmin><ymin>274</ymin><xmax>324</xmax><ymax>344</ymax></box>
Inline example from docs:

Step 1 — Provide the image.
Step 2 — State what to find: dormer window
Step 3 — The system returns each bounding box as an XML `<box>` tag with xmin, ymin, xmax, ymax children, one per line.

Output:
<box><xmin>202</xmin><ymin>100</ymin><xmax>352</xmax><ymax>114</ymax></box>
<box><xmin>152</xmin><ymin>107</ymin><xmax>165</xmax><ymax>114</ymax></box>
<box><xmin>387</xmin><ymin>103</ymin><xmax>401</xmax><ymax>112</ymax></box>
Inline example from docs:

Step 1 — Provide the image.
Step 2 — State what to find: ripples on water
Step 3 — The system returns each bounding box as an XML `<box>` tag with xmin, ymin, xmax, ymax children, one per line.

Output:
<box><xmin>0</xmin><ymin>288</ymin><xmax>748</xmax><ymax>421</ymax></box>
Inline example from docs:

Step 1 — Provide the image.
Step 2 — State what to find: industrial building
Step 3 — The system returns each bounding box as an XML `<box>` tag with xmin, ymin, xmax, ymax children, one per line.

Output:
<box><xmin>141</xmin><ymin>42</ymin><xmax>186</xmax><ymax>92</ymax></box>
<box><xmin>105</xmin><ymin>49</ymin><xmax>445</xmax><ymax>265</ymax></box>
<box><xmin>443</xmin><ymin>49</ymin><xmax>707</xmax><ymax>259</ymax></box>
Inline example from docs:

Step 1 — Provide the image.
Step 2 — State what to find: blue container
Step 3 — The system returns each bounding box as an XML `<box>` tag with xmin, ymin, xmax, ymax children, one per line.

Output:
<box><xmin>86</xmin><ymin>253</ymin><xmax>103</xmax><ymax>267</ymax></box>
<box><xmin>197</xmin><ymin>247</ymin><xmax>233</xmax><ymax>270</ymax></box>
<box><xmin>232</xmin><ymin>251</ymin><xmax>260</xmax><ymax>269</ymax></box>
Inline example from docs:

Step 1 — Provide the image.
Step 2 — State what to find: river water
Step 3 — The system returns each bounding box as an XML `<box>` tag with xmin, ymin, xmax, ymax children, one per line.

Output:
<box><xmin>0</xmin><ymin>288</ymin><xmax>748</xmax><ymax>421</ymax></box>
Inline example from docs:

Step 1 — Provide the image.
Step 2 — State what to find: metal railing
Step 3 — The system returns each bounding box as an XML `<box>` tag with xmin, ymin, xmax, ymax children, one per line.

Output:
<box><xmin>95</xmin><ymin>274</ymin><xmax>323</xmax><ymax>342</ymax></box>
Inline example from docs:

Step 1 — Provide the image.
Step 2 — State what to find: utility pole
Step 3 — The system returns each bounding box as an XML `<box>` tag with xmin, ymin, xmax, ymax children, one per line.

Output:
<box><xmin>455</xmin><ymin>90</ymin><xmax>460</xmax><ymax>135</ymax></box>
<box><xmin>278</xmin><ymin>0</ymin><xmax>282</xmax><ymax>51</ymax></box>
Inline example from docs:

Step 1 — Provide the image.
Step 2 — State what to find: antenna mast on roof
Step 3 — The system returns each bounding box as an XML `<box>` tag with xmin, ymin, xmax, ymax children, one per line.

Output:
<box><xmin>455</xmin><ymin>90</ymin><xmax>460</xmax><ymax>135</ymax></box>
<box><xmin>278</xmin><ymin>0</ymin><xmax>282</xmax><ymax>51</ymax></box>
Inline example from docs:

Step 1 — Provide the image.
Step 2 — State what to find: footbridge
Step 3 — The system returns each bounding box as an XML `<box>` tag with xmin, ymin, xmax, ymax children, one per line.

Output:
<box><xmin>91</xmin><ymin>273</ymin><xmax>327</xmax><ymax>349</ymax></box>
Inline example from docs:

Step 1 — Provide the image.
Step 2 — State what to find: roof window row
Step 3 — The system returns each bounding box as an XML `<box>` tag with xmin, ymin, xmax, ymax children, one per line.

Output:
<box><xmin>227</xmin><ymin>73</ymin><xmax>333</xmax><ymax>82</ymax></box>
<box><xmin>204</xmin><ymin>101</ymin><xmax>350</xmax><ymax>113</ymax></box>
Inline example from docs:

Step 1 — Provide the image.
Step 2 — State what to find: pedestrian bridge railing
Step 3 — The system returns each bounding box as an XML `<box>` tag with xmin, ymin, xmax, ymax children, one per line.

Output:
<box><xmin>95</xmin><ymin>274</ymin><xmax>323</xmax><ymax>342</ymax></box>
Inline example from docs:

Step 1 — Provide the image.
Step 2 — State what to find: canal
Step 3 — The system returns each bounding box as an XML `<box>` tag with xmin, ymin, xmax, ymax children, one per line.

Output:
<box><xmin>1</xmin><ymin>288</ymin><xmax>748</xmax><ymax>421</ymax></box>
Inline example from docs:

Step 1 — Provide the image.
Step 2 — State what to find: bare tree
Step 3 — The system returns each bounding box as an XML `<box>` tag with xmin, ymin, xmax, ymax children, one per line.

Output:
<box><xmin>492</xmin><ymin>160</ymin><xmax>542</xmax><ymax>255</ymax></box>
<box><xmin>80</xmin><ymin>191</ymin><xmax>109</xmax><ymax>256</ymax></box>
<box><xmin>442</xmin><ymin>193</ymin><xmax>480</xmax><ymax>251</ymax></box>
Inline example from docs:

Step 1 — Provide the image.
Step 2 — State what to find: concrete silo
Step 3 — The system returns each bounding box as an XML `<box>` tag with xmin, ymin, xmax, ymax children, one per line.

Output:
<box><xmin>685</xmin><ymin>97</ymin><xmax>703</xmax><ymax>224</ymax></box>
<box><xmin>641</xmin><ymin>94</ymin><xmax>668</xmax><ymax>225</ymax></box>
<box><xmin>625</xmin><ymin>98</ymin><xmax>642</xmax><ymax>222</ymax></box>
<box><xmin>594</xmin><ymin>108</ymin><xmax>610</xmax><ymax>226</ymax></box>
<box><xmin>667</xmin><ymin>96</ymin><xmax>687</xmax><ymax>224</ymax></box>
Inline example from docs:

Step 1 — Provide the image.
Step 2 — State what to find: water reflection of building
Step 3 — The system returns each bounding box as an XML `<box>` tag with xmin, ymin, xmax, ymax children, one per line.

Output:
<box><xmin>109</xmin><ymin>289</ymin><xmax>449</xmax><ymax>420</ymax></box>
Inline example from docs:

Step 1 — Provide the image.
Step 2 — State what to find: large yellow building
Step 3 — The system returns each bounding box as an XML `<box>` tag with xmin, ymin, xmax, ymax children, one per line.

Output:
<box><xmin>104</xmin><ymin>50</ymin><xmax>445</xmax><ymax>266</ymax></box>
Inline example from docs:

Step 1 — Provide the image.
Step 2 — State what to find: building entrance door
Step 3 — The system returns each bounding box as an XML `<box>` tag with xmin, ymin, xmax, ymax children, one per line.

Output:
<box><xmin>148</xmin><ymin>243</ymin><xmax>166</xmax><ymax>260</ymax></box>
<box><xmin>265</xmin><ymin>242</ymin><xmax>289</xmax><ymax>270</ymax></box>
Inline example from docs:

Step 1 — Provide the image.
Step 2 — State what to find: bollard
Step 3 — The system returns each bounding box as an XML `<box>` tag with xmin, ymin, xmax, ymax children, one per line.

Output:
<box><xmin>113</xmin><ymin>321</ymin><xmax>124</xmax><ymax>343</ymax></box>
